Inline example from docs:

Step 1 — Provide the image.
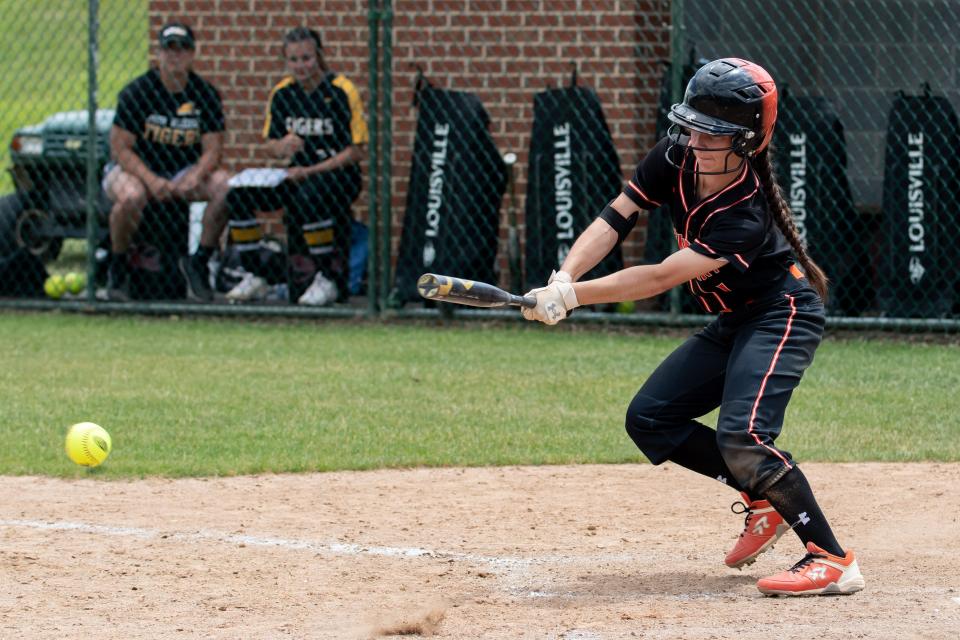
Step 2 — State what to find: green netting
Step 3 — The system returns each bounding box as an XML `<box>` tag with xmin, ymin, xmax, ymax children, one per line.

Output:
<box><xmin>1</xmin><ymin>0</ymin><xmax>956</xmax><ymax>330</ymax></box>
<box><xmin>677</xmin><ymin>0</ymin><xmax>960</xmax><ymax>323</ymax></box>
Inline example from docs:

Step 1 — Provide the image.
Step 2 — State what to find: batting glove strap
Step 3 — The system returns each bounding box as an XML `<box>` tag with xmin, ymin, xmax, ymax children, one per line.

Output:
<box><xmin>553</xmin><ymin>282</ymin><xmax>580</xmax><ymax>310</ymax></box>
<box><xmin>548</xmin><ymin>269</ymin><xmax>573</xmax><ymax>285</ymax></box>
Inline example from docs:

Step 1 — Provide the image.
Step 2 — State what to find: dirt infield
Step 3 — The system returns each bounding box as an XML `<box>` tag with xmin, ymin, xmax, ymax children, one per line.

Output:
<box><xmin>2</xmin><ymin>463</ymin><xmax>959</xmax><ymax>639</ymax></box>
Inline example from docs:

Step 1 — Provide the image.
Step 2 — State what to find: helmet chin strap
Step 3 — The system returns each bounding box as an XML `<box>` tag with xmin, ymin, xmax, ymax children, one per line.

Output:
<box><xmin>695</xmin><ymin>155</ymin><xmax>743</xmax><ymax>198</ymax></box>
<box><xmin>715</xmin><ymin>151</ymin><xmax>747</xmax><ymax>175</ymax></box>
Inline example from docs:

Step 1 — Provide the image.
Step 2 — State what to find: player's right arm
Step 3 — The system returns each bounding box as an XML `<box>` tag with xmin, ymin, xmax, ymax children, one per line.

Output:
<box><xmin>266</xmin><ymin>132</ymin><xmax>303</xmax><ymax>160</ymax></box>
<box><xmin>111</xmin><ymin>81</ymin><xmax>171</xmax><ymax>199</ymax></box>
<box><xmin>261</xmin><ymin>79</ymin><xmax>303</xmax><ymax>161</ymax></box>
<box><xmin>557</xmin><ymin>193</ymin><xmax>639</xmax><ymax>281</ymax></box>
<box><xmin>557</xmin><ymin>138</ymin><xmax>672</xmax><ymax>281</ymax></box>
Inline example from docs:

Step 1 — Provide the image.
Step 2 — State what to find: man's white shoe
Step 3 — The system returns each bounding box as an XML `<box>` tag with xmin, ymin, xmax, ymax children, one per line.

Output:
<box><xmin>298</xmin><ymin>272</ymin><xmax>338</xmax><ymax>306</ymax></box>
<box><xmin>225</xmin><ymin>272</ymin><xmax>268</xmax><ymax>302</ymax></box>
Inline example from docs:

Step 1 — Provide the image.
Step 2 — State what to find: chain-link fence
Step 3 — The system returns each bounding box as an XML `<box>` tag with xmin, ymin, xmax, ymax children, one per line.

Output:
<box><xmin>0</xmin><ymin>2</ymin><xmax>372</xmax><ymax>315</ymax></box>
<box><xmin>1</xmin><ymin>1</ymin><xmax>957</xmax><ymax>330</ymax></box>
<box><xmin>0</xmin><ymin>1</ymin><xmax>145</xmax><ymax>297</ymax></box>
<box><xmin>677</xmin><ymin>0</ymin><xmax>960</xmax><ymax>325</ymax></box>
<box><xmin>387</xmin><ymin>70</ymin><xmax>630</xmax><ymax>316</ymax></box>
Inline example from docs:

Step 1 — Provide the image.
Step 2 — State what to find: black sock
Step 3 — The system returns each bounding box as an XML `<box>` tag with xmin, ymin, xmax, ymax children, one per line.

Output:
<box><xmin>194</xmin><ymin>245</ymin><xmax>213</xmax><ymax>264</ymax></box>
<box><xmin>762</xmin><ymin>467</ymin><xmax>844</xmax><ymax>557</ymax></box>
<box><xmin>667</xmin><ymin>423</ymin><xmax>748</xmax><ymax>495</ymax></box>
<box><xmin>109</xmin><ymin>252</ymin><xmax>127</xmax><ymax>278</ymax></box>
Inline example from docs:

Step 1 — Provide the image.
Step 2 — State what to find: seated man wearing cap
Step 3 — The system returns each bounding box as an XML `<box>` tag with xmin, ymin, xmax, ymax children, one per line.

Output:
<box><xmin>103</xmin><ymin>22</ymin><xmax>230</xmax><ymax>301</ymax></box>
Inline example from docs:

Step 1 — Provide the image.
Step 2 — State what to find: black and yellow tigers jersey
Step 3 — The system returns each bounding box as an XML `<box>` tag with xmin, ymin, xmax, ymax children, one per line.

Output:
<box><xmin>263</xmin><ymin>72</ymin><xmax>368</xmax><ymax>171</ymax></box>
<box><xmin>113</xmin><ymin>69</ymin><xmax>224</xmax><ymax>176</ymax></box>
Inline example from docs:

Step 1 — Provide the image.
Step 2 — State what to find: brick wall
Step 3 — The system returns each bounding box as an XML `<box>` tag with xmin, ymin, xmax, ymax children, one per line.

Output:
<box><xmin>149</xmin><ymin>0</ymin><xmax>671</xmax><ymax>277</ymax></box>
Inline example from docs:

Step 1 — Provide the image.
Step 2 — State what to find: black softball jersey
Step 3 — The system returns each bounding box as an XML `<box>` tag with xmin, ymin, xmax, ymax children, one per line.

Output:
<box><xmin>262</xmin><ymin>72</ymin><xmax>368</xmax><ymax>188</ymax></box>
<box><xmin>113</xmin><ymin>69</ymin><xmax>225</xmax><ymax>176</ymax></box>
<box><xmin>623</xmin><ymin>137</ymin><xmax>794</xmax><ymax>313</ymax></box>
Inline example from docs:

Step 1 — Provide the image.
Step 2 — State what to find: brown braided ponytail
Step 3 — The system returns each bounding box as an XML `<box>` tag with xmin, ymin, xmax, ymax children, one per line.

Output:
<box><xmin>752</xmin><ymin>148</ymin><xmax>829</xmax><ymax>301</ymax></box>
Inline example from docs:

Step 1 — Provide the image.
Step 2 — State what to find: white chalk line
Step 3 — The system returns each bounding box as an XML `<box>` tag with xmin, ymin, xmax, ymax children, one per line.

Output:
<box><xmin>0</xmin><ymin>518</ymin><xmax>661</xmax><ymax>600</ymax></box>
<box><xmin>0</xmin><ymin>519</ymin><xmax>744</xmax><ymax>602</ymax></box>
<box><xmin>0</xmin><ymin>517</ymin><xmax>489</xmax><ymax>562</ymax></box>
<box><xmin>0</xmin><ymin>518</ymin><xmax>637</xmax><ymax>566</ymax></box>
<box><xmin>0</xmin><ymin>518</ymin><xmax>595</xmax><ymax>597</ymax></box>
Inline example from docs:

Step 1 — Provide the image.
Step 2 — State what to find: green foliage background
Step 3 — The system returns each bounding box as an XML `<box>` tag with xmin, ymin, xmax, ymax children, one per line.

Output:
<box><xmin>0</xmin><ymin>0</ymin><xmax>147</xmax><ymax>192</ymax></box>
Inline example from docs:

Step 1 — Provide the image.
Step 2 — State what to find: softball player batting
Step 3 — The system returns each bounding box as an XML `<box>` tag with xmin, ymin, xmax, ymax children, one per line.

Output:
<box><xmin>522</xmin><ymin>58</ymin><xmax>865</xmax><ymax>597</ymax></box>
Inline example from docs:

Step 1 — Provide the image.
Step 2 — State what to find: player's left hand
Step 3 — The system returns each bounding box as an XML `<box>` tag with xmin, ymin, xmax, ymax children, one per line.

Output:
<box><xmin>521</xmin><ymin>281</ymin><xmax>580</xmax><ymax>325</ymax></box>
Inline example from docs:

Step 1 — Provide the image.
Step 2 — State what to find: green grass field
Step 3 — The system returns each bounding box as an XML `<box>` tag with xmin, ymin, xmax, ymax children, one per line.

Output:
<box><xmin>1</xmin><ymin>312</ymin><xmax>957</xmax><ymax>478</ymax></box>
<box><xmin>0</xmin><ymin>0</ymin><xmax>147</xmax><ymax>192</ymax></box>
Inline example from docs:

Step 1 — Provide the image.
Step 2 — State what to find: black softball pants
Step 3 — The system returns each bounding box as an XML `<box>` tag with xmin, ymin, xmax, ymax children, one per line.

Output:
<box><xmin>625</xmin><ymin>287</ymin><xmax>825</xmax><ymax>495</ymax></box>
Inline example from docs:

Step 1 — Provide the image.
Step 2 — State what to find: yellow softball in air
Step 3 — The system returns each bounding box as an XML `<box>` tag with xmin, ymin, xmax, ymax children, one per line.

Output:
<box><xmin>65</xmin><ymin>422</ymin><xmax>112</xmax><ymax>467</ymax></box>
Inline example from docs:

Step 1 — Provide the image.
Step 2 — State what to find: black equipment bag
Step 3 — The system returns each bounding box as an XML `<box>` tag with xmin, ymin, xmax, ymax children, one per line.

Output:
<box><xmin>877</xmin><ymin>89</ymin><xmax>960</xmax><ymax>318</ymax></box>
<box><xmin>128</xmin><ymin>199</ymin><xmax>188</xmax><ymax>300</ymax></box>
<box><xmin>524</xmin><ymin>77</ymin><xmax>623</xmax><ymax>290</ymax></box>
<box><xmin>391</xmin><ymin>77</ymin><xmax>507</xmax><ymax>305</ymax></box>
<box><xmin>0</xmin><ymin>247</ymin><xmax>48</xmax><ymax>297</ymax></box>
<box><xmin>773</xmin><ymin>91</ymin><xmax>873</xmax><ymax>315</ymax></box>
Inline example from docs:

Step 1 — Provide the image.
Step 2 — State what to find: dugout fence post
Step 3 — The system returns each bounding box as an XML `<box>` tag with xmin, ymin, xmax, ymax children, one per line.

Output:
<box><xmin>367</xmin><ymin>1</ymin><xmax>381</xmax><ymax>315</ymax></box>
<box><xmin>379</xmin><ymin>0</ymin><xmax>394</xmax><ymax>314</ymax></box>
<box><xmin>85</xmin><ymin>0</ymin><xmax>100</xmax><ymax>304</ymax></box>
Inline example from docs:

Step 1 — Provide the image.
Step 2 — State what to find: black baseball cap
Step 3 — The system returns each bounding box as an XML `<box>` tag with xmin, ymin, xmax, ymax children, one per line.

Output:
<box><xmin>159</xmin><ymin>22</ymin><xmax>195</xmax><ymax>49</ymax></box>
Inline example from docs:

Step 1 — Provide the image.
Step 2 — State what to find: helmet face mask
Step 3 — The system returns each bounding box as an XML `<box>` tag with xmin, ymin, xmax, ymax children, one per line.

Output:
<box><xmin>665</xmin><ymin>58</ymin><xmax>777</xmax><ymax>175</ymax></box>
<box><xmin>665</xmin><ymin>123</ymin><xmax>748</xmax><ymax>175</ymax></box>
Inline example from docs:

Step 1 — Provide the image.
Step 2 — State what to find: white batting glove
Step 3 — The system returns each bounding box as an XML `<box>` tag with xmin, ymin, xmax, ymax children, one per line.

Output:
<box><xmin>548</xmin><ymin>269</ymin><xmax>573</xmax><ymax>285</ymax></box>
<box><xmin>521</xmin><ymin>281</ymin><xmax>580</xmax><ymax>325</ymax></box>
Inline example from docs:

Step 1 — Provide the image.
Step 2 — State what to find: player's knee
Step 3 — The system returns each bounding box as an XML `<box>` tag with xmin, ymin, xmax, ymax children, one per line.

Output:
<box><xmin>624</xmin><ymin>393</ymin><xmax>661</xmax><ymax>443</ymax></box>
<box><xmin>716</xmin><ymin>429</ymin><xmax>757</xmax><ymax>490</ymax></box>
<box><xmin>113</xmin><ymin>191</ymin><xmax>146</xmax><ymax>218</ymax></box>
<box><xmin>715</xmin><ymin>429</ymin><xmax>741</xmax><ymax>462</ymax></box>
<box><xmin>207</xmin><ymin>170</ymin><xmax>231</xmax><ymax>198</ymax></box>
<box><xmin>113</xmin><ymin>179</ymin><xmax>147</xmax><ymax>211</ymax></box>
<box><xmin>625</xmin><ymin>394</ymin><xmax>681</xmax><ymax>465</ymax></box>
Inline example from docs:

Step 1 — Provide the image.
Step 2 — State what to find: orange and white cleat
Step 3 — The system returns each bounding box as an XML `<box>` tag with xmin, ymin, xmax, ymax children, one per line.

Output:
<box><xmin>725</xmin><ymin>492</ymin><xmax>788</xmax><ymax>568</ymax></box>
<box><xmin>757</xmin><ymin>541</ymin><xmax>865</xmax><ymax>596</ymax></box>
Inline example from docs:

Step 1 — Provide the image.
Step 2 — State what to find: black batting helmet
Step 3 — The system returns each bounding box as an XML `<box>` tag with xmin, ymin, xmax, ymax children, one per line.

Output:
<box><xmin>666</xmin><ymin>58</ymin><xmax>778</xmax><ymax>173</ymax></box>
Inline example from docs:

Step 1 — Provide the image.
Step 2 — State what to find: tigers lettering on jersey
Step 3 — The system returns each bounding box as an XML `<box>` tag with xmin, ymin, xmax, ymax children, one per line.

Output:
<box><xmin>143</xmin><ymin>114</ymin><xmax>201</xmax><ymax>146</ymax></box>
<box><xmin>285</xmin><ymin>116</ymin><xmax>334</xmax><ymax>137</ymax></box>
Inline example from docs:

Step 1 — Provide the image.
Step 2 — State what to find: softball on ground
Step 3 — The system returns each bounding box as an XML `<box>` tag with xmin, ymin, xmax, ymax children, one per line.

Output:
<box><xmin>44</xmin><ymin>274</ymin><xmax>66</xmax><ymax>299</ymax></box>
<box><xmin>65</xmin><ymin>422</ymin><xmax>112</xmax><ymax>467</ymax></box>
<box><xmin>64</xmin><ymin>272</ymin><xmax>86</xmax><ymax>295</ymax></box>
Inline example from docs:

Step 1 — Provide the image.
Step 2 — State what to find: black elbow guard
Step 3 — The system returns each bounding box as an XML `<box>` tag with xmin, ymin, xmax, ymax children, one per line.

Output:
<box><xmin>598</xmin><ymin>204</ymin><xmax>638</xmax><ymax>245</ymax></box>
